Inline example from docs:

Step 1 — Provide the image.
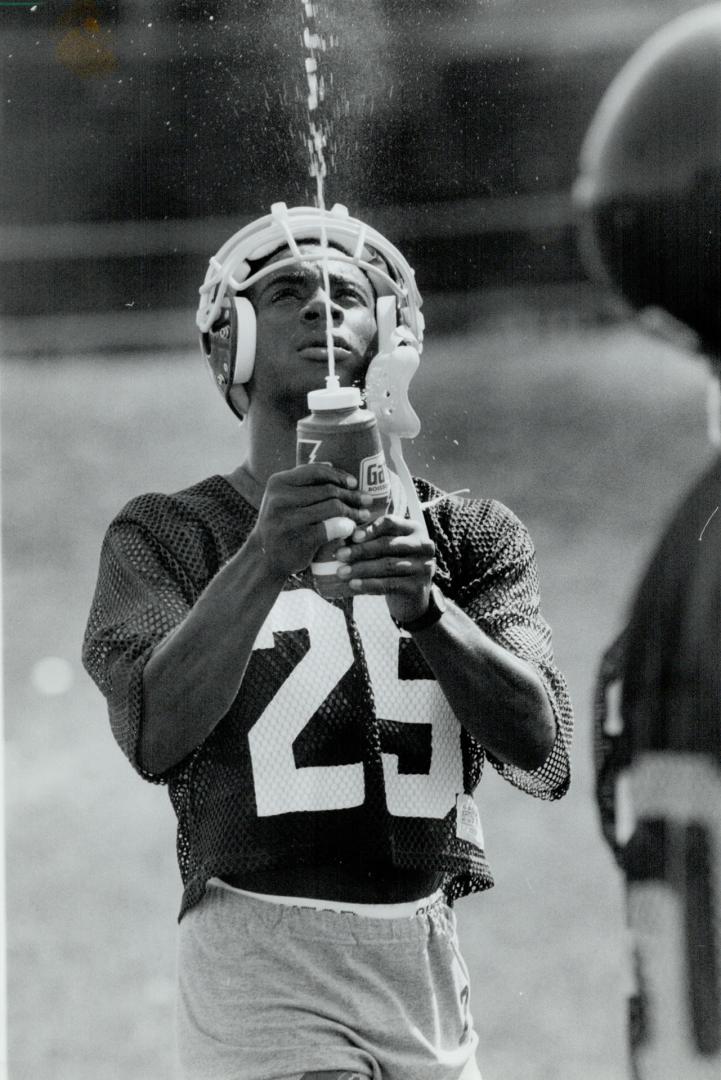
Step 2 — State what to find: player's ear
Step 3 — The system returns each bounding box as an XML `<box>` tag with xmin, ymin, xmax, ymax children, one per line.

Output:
<box><xmin>228</xmin><ymin>384</ymin><xmax>251</xmax><ymax>419</ymax></box>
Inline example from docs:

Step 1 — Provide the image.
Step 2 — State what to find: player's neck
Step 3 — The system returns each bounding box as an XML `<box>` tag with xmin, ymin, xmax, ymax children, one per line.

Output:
<box><xmin>243</xmin><ymin>408</ymin><xmax>297</xmax><ymax>486</ymax></box>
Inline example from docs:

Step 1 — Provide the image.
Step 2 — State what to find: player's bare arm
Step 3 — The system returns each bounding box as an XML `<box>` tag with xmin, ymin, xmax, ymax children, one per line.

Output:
<box><xmin>140</xmin><ymin>463</ymin><xmax>371</xmax><ymax>775</ymax></box>
<box><xmin>336</xmin><ymin>514</ymin><xmax>556</xmax><ymax>772</ymax></box>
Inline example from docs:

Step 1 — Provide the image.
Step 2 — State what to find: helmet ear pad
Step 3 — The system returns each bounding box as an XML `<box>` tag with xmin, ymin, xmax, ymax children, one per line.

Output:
<box><xmin>231</xmin><ymin>295</ymin><xmax>256</xmax><ymax>385</ymax></box>
<box><xmin>202</xmin><ymin>294</ymin><xmax>256</xmax><ymax>420</ymax></box>
<box><xmin>206</xmin><ymin>293</ymin><xmax>256</xmax><ymax>387</ymax></box>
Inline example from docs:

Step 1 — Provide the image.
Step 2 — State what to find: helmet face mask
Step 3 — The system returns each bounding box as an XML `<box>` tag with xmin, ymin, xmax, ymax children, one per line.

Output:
<box><xmin>197</xmin><ymin>202</ymin><xmax>424</xmax><ymax>420</ymax></box>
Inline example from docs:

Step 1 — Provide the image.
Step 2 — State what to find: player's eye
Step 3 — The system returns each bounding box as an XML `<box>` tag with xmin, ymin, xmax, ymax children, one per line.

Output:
<box><xmin>270</xmin><ymin>285</ymin><xmax>302</xmax><ymax>302</ymax></box>
<box><xmin>334</xmin><ymin>284</ymin><xmax>366</xmax><ymax>304</ymax></box>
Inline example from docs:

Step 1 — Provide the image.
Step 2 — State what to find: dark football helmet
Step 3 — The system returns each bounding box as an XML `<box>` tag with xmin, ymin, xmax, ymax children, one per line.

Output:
<box><xmin>575</xmin><ymin>4</ymin><xmax>721</xmax><ymax>355</ymax></box>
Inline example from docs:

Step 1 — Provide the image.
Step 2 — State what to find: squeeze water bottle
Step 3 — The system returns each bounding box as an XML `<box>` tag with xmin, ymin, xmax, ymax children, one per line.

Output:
<box><xmin>296</xmin><ymin>380</ymin><xmax>391</xmax><ymax>599</ymax></box>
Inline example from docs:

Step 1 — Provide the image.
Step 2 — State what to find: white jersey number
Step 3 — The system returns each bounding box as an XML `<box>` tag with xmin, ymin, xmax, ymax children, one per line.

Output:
<box><xmin>248</xmin><ymin>589</ymin><xmax>463</xmax><ymax>818</ymax></box>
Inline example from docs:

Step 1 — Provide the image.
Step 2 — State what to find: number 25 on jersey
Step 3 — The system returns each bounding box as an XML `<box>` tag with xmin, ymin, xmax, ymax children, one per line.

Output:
<box><xmin>248</xmin><ymin>590</ymin><xmax>464</xmax><ymax>819</ymax></box>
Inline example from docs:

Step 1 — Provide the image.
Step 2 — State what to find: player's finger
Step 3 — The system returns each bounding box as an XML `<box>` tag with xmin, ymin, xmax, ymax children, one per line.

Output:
<box><xmin>275</xmin><ymin>481</ymin><xmax>373</xmax><ymax>511</ymax></box>
<box><xmin>336</xmin><ymin>534</ymin><xmax>435</xmax><ymax>563</ymax></box>
<box><xmin>337</xmin><ymin>557</ymin><xmax>425</xmax><ymax>580</ymax></box>
<box><xmin>283</xmin><ymin>463</ymin><xmax>359</xmax><ymax>489</ymax></box>
<box><xmin>305</xmin><ymin>488</ymin><xmax>374</xmax><ymax>512</ymax></box>
<box><xmin>346</xmin><ymin>575</ymin><xmax>422</xmax><ymax>595</ymax></box>
<box><xmin>323</xmin><ymin>517</ymin><xmax>357</xmax><ymax>542</ymax></box>
<box><xmin>349</xmin><ymin>514</ymin><xmax>415</xmax><ymax>544</ymax></box>
<box><xmin>290</xmin><ymin>498</ymin><xmax>373</xmax><ymax>532</ymax></box>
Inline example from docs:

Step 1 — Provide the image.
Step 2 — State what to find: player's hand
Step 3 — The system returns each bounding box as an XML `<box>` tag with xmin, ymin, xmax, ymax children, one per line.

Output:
<box><xmin>334</xmin><ymin>514</ymin><xmax>436</xmax><ymax>623</ymax></box>
<box><xmin>251</xmin><ymin>463</ymin><xmax>374</xmax><ymax>580</ymax></box>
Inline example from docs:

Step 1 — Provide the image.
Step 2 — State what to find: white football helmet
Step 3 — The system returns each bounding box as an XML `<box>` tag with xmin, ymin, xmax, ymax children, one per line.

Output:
<box><xmin>196</xmin><ymin>201</ymin><xmax>424</xmax><ymax>419</ymax></box>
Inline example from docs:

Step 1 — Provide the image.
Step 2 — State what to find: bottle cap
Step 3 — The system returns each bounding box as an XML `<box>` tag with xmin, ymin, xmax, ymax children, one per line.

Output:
<box><xmin>307</xmin><ymin>382</ymin><xmax>362</xmax><ymax>411</ymax></box>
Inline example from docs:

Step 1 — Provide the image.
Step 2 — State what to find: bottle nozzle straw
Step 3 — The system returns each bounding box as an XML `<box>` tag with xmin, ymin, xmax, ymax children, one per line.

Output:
<box><xmin>325</xmin><ymin>373</ymin><xmax>341</xmax><ymax>391</ymax></box>
<box><xmin>320</xmin><ymin>251</ymin><xmax>336</xmax><ymax>382</ymax></box>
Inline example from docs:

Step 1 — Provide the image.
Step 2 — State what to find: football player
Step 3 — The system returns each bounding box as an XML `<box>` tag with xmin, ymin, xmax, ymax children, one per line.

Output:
<box><xmin>82</xmin><ymin>202</ymin><xmax>572</xmax><ymax>1080</ymax></box>
<box><xmin>577</xmin><ymin>5</ymin><xmax>721</xmax><ymax>1076</ymax></box>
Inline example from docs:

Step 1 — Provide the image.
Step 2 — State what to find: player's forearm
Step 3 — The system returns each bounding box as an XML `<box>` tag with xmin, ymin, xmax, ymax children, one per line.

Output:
<box><xmin>140</xmin><ymin>530</ymin><xmax>285</xmax><ymax>775</ymax></box>
<box><xmin>409</xmin><ymin>600</ymin><xmax>557</xmax><ymax>771</ymax></box>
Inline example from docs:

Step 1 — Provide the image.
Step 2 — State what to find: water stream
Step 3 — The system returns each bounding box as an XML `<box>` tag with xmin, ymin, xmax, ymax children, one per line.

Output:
<box><xmin>300</xmin><ymin>1</ymin><xmax>338</xmax><ymax>387</ymax></box>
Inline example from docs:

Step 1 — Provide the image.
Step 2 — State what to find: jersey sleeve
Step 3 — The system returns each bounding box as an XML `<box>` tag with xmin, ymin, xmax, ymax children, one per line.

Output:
<box><xmin>431</xmin><ymin>495</ymin><xmax>573</xmax><ymax>800</ymax></box>
<box><xmin>81</xmin><ymin>494</ymin><xmax>208</xmax><ymax>784</ymax></box>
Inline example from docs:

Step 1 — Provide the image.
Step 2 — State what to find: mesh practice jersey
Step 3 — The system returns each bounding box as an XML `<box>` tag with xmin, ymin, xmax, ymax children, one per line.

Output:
<box><xmin>595</xmin><ymin>455</ymin><xmax>721</xmax><ymax>857</ymax></box>
<box><xmin>83</xmin><ymin>475</ymin><xmax>572</xmax><ymax>919</ymax></box>
<box><xmin>593</xmin><ymin>460</ymin><xmax>721</xmax><ymax>1072</ymax></box>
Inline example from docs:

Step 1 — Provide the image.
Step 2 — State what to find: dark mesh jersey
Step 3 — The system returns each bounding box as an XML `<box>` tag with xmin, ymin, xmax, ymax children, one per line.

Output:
<box><xmin>82</xmin><ymin>474</ymin><xmax>572</xmax><ymax>919</ymax></box>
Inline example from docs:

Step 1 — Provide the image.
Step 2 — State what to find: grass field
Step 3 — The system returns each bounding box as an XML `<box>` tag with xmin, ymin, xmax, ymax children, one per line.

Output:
<box><xmin>2</xmin><ymin>283</ymin><xmax>714</xmax><ymax>1080</ymax></box>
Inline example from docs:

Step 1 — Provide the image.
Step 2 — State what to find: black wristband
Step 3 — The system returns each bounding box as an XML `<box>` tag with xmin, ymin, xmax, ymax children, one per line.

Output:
<box><xmin>395</xmin><ymin>584</ymin><xmax>447</xmax><ymax>632</ymax></box>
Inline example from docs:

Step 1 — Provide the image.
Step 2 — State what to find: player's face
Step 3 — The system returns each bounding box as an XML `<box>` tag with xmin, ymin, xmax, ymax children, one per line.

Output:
<box><xmin>247</xmin><ymin>244</ymin><xmax>378</xmax><ymax>418</ymax></box>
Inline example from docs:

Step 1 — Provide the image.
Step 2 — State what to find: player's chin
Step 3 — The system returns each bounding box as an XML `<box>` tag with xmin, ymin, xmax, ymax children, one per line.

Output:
<box><xmin>338</xmin><ymin>343</ymin><xmax>373</xmax><ymax>375</ymax></box>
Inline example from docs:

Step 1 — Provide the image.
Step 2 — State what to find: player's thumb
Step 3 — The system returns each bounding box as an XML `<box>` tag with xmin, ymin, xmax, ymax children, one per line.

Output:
<box><xmin>323</xmin><ymin>517</ymin><xmax>356</xmax><ymax>543</ymax></box>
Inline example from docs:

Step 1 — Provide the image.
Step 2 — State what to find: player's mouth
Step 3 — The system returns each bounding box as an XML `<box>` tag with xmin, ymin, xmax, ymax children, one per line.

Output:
<box><xmin>297</xmin><ymin>345</ymin><xmax>354</xmax><ymax>362</ymax></box>
<box><xmin>297</xmin><ymin>338</ymin><xmax>353</xmax><ymax>361</ymax></box>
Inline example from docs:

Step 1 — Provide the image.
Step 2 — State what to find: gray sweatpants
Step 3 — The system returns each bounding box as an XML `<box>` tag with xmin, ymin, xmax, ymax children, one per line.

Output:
<box><xmin>176</xmin><ymin>881</ymin><xmax>482</xmax><ymax>1080</ymax></box>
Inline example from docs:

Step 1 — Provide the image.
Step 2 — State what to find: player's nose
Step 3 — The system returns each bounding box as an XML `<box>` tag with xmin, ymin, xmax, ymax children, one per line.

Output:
<box><xmin>301</xmin><ymin>289</ymin><xmax>343</xmax><ymax>324</ymax></box>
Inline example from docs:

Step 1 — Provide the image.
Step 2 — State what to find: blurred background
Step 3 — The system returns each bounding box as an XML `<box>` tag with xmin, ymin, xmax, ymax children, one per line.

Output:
<box><xmin>2</xmin><ymin>1</ymin><xmax>717</xmax><ymax>1078</ymax></box>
